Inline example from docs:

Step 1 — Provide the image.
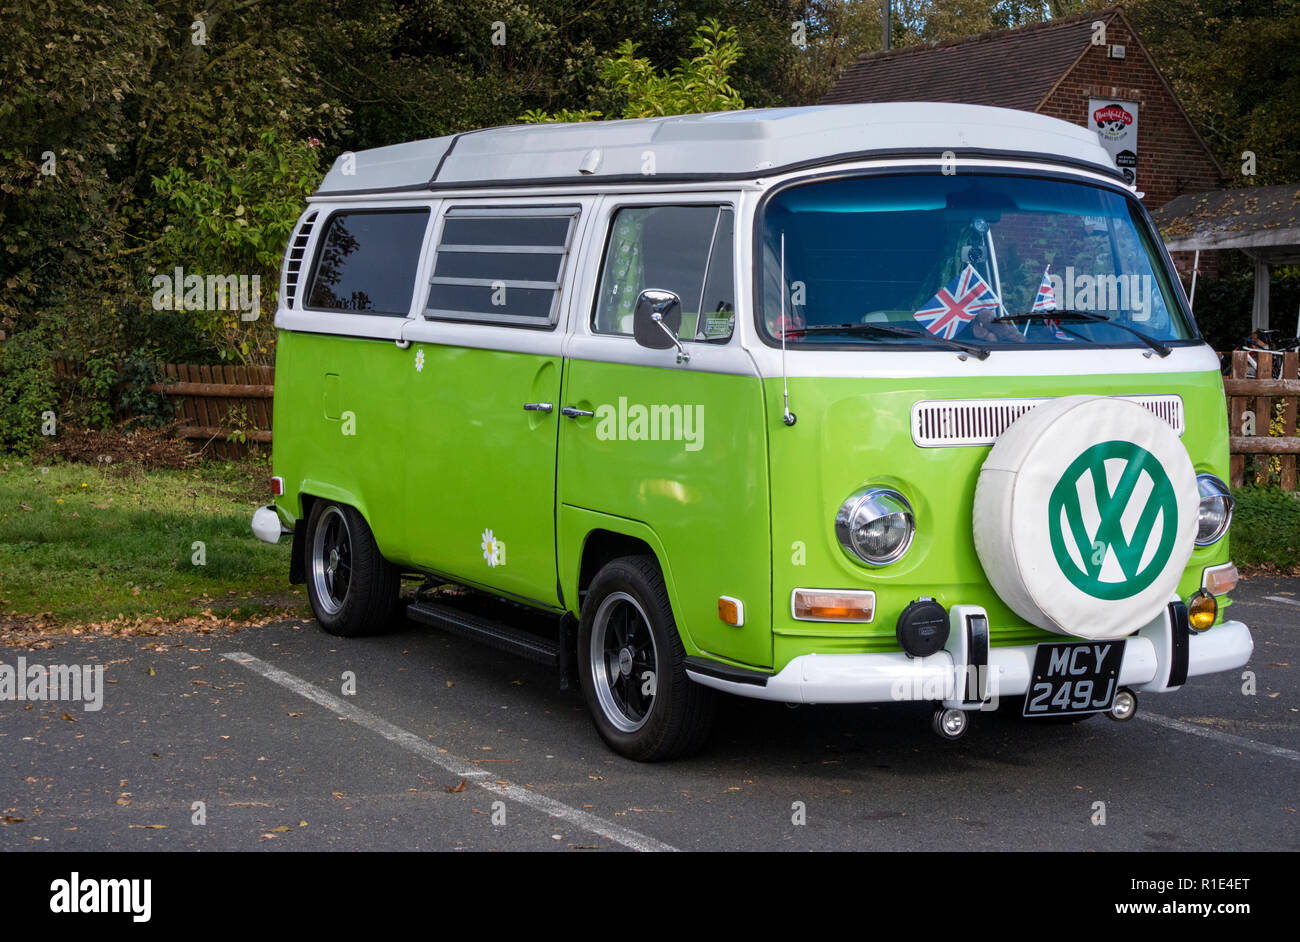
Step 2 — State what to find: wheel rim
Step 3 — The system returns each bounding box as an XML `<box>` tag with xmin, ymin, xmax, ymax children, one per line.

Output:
<box><xmin>589</xmin><ymin>591</ymin><xmax>659</xmax><ymax>733</ymax></box>
<box><xmin>310</xmin><ymin>506</ymin><xmax>353</xmax><ymax>616</ymax></box>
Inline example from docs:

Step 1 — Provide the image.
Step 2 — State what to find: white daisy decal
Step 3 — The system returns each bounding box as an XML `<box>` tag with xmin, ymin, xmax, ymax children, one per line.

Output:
<box><xmin>414</xmin><ymin>348</ymin><xmax>425</xmax><ymax>372</ymax></box>
<box><xmin>481</xmin><ymin>528</ymin><xmax>501</xmax><ymax>567</ymax></box>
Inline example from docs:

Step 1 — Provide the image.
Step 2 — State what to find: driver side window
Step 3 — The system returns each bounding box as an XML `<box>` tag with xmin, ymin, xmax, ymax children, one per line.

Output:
<box><xmin>592</xmin><ymin>205</ymin><xmax>735</xmax><ymax>342</ymax></box>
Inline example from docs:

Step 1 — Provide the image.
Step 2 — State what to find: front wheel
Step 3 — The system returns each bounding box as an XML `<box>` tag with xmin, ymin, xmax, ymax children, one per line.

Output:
<box><xmin>305</xmin><ymin>501</ymin><xmax>400</xmax><ymax>637</ymax></box>
<box><xmin>578</xmin><ymin>555</ymin><xmax>714</xmax><ymax>761</ymax></box>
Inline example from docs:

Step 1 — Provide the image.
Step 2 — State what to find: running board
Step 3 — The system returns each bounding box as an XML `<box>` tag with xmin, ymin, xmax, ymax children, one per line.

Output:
<box><xmin>407</xmin><ymin>598</ymin><xmax>560</xmax><ymax>666</ymax></box>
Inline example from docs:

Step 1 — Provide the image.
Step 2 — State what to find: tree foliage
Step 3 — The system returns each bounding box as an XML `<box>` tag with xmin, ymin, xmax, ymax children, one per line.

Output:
<box><xmin>520</xmin><ymin>19</ymin><xmax>745</xmax><ymax>122</ymax></box>
<box><xmin>0</xmin><ymin>0</ymin><xmax>1296</xmax><ymax>408</ymax></box>
<box><xmin>1126</xmin><ymin>0</ymin><xmax>1300</xmax><ymax>185</ymax></box>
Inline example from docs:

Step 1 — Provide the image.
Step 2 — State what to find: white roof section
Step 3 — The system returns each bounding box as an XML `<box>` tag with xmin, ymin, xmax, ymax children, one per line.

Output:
<box><xmin>317</xmin><ymin>103</ymin><xmax>1122</xmax><ymax>195</ymax></box>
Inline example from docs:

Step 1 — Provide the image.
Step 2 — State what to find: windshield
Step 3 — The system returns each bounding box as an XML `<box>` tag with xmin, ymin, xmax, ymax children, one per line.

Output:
<box><xmin>757</xmin><ymin>172</ymin><xmax>1195</xmax><ymax>349</ymax></box>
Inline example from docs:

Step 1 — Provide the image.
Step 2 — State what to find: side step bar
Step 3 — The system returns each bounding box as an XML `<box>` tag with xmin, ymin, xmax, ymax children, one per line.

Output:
<box><xmin>407</xmin><ymin>598</ymin><xmax>560</xmax><ymax>666</ymax></box>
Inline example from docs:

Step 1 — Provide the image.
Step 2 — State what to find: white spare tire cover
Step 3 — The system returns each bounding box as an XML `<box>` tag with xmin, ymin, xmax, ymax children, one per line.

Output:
<box><xmin>973</xmin><ymin>395</ymin><xmax>1198</xmax><ymax>639</ymax></box>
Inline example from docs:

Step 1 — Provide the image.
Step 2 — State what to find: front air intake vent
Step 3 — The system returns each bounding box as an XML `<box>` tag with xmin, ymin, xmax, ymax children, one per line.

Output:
<box><xmin>911</xmin><ymin>395</ymin><xmax>1184</xmax><ymax>447</ymax></box>
<box><xmin>282</xmin><ymin>211</ymin><xmax>318</xmax><ymax>309</ymax></box>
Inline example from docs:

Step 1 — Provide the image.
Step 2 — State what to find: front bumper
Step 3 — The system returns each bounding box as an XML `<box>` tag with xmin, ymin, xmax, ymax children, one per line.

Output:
<box><xmin>686</xmin><ymin>603</ymin><xmax>1252</xmax><ymax>708</ymax></box>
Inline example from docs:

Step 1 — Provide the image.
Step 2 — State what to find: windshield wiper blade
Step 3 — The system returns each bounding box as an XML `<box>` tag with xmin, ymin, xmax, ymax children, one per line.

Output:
<box><xmin>788</xmin><ymin>322</ymin><xmax>990</xmax><ymax>360</ymax></box>
<box><xmin>994</xmin><ymin>310</ymin><xmax>1171</xmax><ymax>357</ymax></box>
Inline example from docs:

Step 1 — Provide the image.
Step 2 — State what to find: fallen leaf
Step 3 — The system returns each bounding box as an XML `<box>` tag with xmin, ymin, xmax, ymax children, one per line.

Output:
<box><xmin>445</xmin><ymin>779</ymin><xmax>467</xmax><ymax>794</ymax></box>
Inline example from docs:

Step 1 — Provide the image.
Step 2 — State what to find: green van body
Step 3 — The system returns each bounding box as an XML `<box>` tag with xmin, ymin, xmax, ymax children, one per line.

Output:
<box><xmin>270</xmin><ymin>334</ymin><xmax>1232</xmax><ymax>674</ymax></box>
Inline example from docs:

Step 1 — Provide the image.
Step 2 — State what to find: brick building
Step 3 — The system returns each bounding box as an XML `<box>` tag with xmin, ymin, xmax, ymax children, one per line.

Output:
<box><xmin>821</xmin><ymin>6</ymin><xmax>1223</xmax><ymax>225</ymax></box>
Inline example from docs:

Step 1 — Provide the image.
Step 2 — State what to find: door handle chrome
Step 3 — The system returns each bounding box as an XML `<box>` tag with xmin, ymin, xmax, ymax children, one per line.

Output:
<box><xmin>560</xmin><ymin>407</ymin><xmax>594</xmax><ymax>418</ymax></box>
<box><xmin>523</xmin><ymin>402</ymin><xmax>553</xmax><ymax>413</ymax></box>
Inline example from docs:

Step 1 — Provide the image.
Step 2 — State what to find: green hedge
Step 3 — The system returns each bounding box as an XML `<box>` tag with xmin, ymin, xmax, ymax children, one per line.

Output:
<box><xmin>1231</xmin><ymin>486</ymin><xmax>1300</xmax><ymax>569</ymax></box>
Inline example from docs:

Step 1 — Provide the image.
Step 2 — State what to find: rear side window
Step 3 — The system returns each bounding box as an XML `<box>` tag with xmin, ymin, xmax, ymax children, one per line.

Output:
<box><xmin>306</xmin><ymin>209</ymin><xmax>430</xmax><ymax>315</ymax></box>
<box><xmin>425</xmin><ymin>206</ymin><xmax>579</xmax><ymax>327</ymax></box>
<box><xmin>593</xmin><ymin>205</ymin><xmax>736</xmax><ymax>341</ymax></box>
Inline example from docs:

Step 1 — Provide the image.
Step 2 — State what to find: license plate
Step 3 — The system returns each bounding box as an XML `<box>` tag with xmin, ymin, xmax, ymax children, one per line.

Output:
<box><xmin>1022</xmin><ymin>640</ymin><xmax>1126</xmax><ymax>717</ymax></box>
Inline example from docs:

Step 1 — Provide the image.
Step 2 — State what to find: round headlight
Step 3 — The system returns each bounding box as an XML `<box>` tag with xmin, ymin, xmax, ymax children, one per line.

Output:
<box><xmin>835</xmin><ymin>487</ymin><xmax>915</xmax><ymax>566</ymax></box>
<box><xmin>1195</xmin><ymin>474</ymin><xmax>1234</xmax><ymax>547</ymax></box>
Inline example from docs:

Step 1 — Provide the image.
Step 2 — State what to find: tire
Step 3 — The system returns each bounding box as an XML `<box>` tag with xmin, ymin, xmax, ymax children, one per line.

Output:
<box><xmin>578</xmin><ymin>555</ymin><xmax>714</xmax><ymax>761</ymax></box>
<box><xmin>305</xmin><ymin>500</ymin><xmax>400</xmax><ymax>637</ymax></box>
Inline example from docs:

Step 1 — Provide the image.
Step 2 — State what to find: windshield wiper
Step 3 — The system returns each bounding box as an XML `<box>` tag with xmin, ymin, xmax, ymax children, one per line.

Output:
<box><xmin>994</xmin><ymin>310</ymin><xmax>1171</xmax><ymax>358</ymax></box>
<box><xmin>786</xmin><ymin>322</ymin><xmax>990</xmax><ymax>360</ymax></box>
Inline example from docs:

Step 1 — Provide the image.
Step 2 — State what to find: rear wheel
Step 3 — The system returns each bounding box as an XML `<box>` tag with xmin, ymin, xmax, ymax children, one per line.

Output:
<box><xmin>305</xmin><ymin>501</ymin><xmax>400</xmax><ymax>637</ymax></box>
<box><xmin>579</xmin><ymin>555</ymin><xmax>714</xmax><ymax>761</ymax></box>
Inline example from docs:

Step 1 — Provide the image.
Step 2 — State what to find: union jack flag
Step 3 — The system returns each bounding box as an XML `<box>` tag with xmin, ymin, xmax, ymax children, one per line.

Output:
<box><xmin>912</xmin><ymin>263</ymin><xmax>1001</xmax><ymax>339</ymax></box>
<box><xmin>1032</xmin><ymin>265</ymin><xmax>1056</xmax><ymax>311</ymax></box>
<box><xmin>1032</xmin><ymin>265</ymin><xmax>1068</xmax><ymax>339</ymax></box>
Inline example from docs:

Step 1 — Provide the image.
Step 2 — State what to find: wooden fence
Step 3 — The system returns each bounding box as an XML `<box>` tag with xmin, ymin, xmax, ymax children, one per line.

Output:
<box><xmin>151</xmin><ymin>363</ymin><xmax>274</xmax><ymax>460</ymax></box>
<box><xmin>1223</xmin><ymin>350</ymin><xmax>1300</xmax><ymax>491</ymax></box>
<box><xmin>52</xmin><ymin>359</ymin><xmax>273</xmax><ymax>460</ymax></box>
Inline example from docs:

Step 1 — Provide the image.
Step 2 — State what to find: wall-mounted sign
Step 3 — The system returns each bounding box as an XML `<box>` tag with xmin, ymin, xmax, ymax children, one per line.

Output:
<box><xmin>1089</xmin><ymin>98</ymin><xmax>1139</xmax><ymax>186</ymax></box>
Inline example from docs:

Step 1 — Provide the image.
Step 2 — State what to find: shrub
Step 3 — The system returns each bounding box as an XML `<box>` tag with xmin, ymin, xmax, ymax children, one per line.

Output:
<box><xmin>0</xmin><ymin>320</ymin><xmax>59</xmax><ymax>453</ymax></box>
<box><xmin>1230</xmin><ymin>485</ymin><xmax>1300</xmax><ymax>569</ymax></box>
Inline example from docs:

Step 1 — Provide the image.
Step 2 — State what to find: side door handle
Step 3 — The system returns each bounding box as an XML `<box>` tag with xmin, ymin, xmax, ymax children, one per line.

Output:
<box><xmin>523</xmin><ymin>402</ymin><xmax>553</xmax><ymax>413</ymax></box>
<box><xmin>560</xmin><ymin>407</ymin><xmax>594</xmax><ymax>418</ymax></box>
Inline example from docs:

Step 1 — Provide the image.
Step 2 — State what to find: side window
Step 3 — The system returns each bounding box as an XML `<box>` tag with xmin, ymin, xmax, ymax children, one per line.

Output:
<box><xmin>425</xmin><ymin>207</ymin><xmax>578</xmax><ymax>327</ymax></box>
<box><xmin>306</xmin><ymin>209</ymin><xmax>430</xmax><ymax>314</ymax></box>
<box><xmin>593</xmin><ymin>205</ymin><xmax>736</xmax><ymax>342</ymax></box>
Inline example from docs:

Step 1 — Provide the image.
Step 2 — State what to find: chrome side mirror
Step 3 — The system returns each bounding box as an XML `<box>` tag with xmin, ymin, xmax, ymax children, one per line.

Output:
<box><xmin>632</xmin><ymin>289</ymin><xmax>689</xmax><ymax>363</ymax></box>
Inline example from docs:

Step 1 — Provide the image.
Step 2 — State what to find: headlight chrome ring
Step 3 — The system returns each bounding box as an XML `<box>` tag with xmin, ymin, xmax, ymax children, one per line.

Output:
<box><xmin>835</xmin><ymin>487</ymin><xmax>916</xmax><ymax>567</ymax></box>
<box><xmin>1194</xmin><ymin>473</ymin><xmax>1234</xmax><ymax>547</ymax></box>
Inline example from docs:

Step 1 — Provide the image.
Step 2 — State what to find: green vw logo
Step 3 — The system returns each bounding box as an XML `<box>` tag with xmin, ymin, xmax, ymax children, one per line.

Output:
<box><xmin>1047</xmin><ymin>441</ymin><xmax>1178</xmax><ymax>600</ymax></box>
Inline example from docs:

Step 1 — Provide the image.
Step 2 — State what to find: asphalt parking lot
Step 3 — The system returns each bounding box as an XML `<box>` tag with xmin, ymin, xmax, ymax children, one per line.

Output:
<box><xmin>2</xmin><ymin>577</ymin><xmax>1295</xmax><ymax>852</ymax></box>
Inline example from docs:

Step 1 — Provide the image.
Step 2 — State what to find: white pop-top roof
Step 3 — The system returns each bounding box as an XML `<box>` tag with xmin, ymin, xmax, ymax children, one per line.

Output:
<box><xmin>316</xmin><ymin>102</ymin><xmax>1122</xmax><ymax>195</ymax></box>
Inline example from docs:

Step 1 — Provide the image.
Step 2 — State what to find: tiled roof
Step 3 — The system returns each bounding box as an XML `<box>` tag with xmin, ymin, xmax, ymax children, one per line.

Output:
<box><xmin>822</xmin><ymin>7</ymin><xmax>1120</xmax><ymax>110</ymax></box>
<box><xmin>1153</xmin><ymin>184</ymin><xmax>1300</xmax><ymax>253</ymax></box>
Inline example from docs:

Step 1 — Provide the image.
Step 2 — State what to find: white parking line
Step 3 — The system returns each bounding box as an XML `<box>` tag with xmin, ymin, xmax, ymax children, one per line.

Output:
<box><xmin>1264</xmin><ymin>595</ymin><xmax>1300</xmax><ymax>608</ymax></box>
<box><xmin>222</xmin><ymin>651</ymin><xmax>678</xmax><ymax>852</ymax></box>
<box><xmin>1140</xmin><ymin>711</ymin><xmax>1300</xmax><ymax>762</ymax></box>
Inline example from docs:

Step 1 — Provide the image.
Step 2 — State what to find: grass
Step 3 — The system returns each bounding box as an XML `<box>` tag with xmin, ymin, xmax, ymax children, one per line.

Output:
<box><xmin>0</xmin><ymin>456</ymin><xmax>305</xmax><ymax>629</ymax></box>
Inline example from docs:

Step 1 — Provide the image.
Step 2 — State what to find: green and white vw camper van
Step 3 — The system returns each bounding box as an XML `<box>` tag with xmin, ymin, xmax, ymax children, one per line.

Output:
<box><xmin>253</xmin><ymin>103</ymin><xmax>1251</xmax><ymax>760</ymax></box>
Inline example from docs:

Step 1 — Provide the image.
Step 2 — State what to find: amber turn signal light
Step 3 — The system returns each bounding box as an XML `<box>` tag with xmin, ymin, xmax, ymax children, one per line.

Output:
<box><xmin>791</xmin><ymin>589</ymin><xmax>876</xmax><ymax>622</ymax></box>
<box><xmin>1187</xmin><ymin>590</ymin><xmax>1218</xmax><ymax>633</ymax></box>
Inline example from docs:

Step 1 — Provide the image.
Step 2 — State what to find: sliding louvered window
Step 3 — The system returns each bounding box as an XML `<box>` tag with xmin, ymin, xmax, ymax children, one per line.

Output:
<box><xmin>425</xmin><ymin>206</ymin><xmax>579</xmax><ymax>327</ymax></box>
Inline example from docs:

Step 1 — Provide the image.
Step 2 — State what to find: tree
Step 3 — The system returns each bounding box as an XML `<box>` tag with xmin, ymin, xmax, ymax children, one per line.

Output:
<box><xmin>1126</xmin><ymin>0</ymin><xmax>1300</xmax><ymax>186</ymax></box>
<box><xmin>519</xmin><ymin>18</ymin><xmax>746</xmax><ymax>122</ymax></box>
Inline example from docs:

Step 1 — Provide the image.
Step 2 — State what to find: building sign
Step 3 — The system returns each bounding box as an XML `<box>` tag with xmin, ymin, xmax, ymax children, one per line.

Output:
<box><xmin>1089</xmin><ymin>99</ymin><xmax>1139</xmax><ymax>186</ymax></box>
